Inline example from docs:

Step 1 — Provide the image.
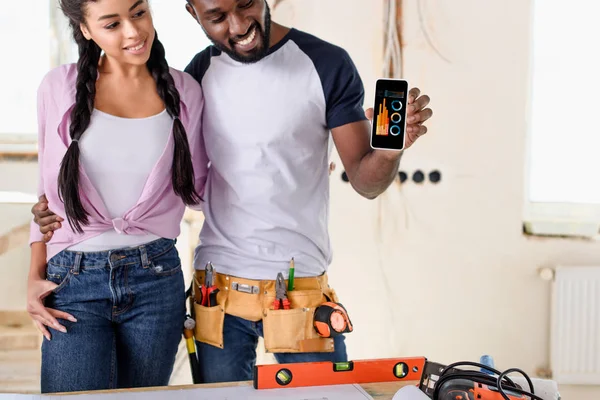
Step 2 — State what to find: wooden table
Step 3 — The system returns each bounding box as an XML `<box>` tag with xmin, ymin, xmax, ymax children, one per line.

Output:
<box><xmin>53</xmin><ymin>380</ymin><xmax>417</xmax><ymax>399</ymax></box>
<box><xmin>356</xmin><ymin>381</ymin><xmax>416</xmax><ymax>398</ymax></box>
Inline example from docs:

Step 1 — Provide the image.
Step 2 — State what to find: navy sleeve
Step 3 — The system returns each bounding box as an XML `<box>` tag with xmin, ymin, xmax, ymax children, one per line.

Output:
<box><xmin>322</xmin><ymin>50</ymin><xmax>367</xmax><ymax>129</ymax></box>
<box><xmin>184</xmin><ymin>46</ymin><xmax>221</xmax><ymax>86</ymax></box>
<box><xmin>292</xmin><ymin>31</ymin><xmax>367</xmax><ymax>130</ymax></box>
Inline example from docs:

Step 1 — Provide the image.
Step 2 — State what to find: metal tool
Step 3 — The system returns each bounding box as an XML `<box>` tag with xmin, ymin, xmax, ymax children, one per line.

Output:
<box><xmin>183</xmin><ymin>315</ymin><xmax>201</xmax><ymax>384</ymax></box>
<box><xmin>199</xmin><ymin>262</ymin><xmax>219</xmax><ymax>307</ymax></box>
<box><xmin>231</xmin><ymin>282</ymin><xmax>260</xmax><ymax>294</ymax></box>
<box><xmin>273</xmin><ymin>272</ymin><xmax>291</xmax><ymax>310</ymax></box>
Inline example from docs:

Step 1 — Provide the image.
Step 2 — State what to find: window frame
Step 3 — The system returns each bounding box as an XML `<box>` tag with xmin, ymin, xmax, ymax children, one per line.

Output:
<box><xmin>522</xmin><ymin>0</ymin><xmax>600</xmax><ymax>239</ymax></box>
<box><xmin>0</xmin><ymin>0</ymin><xmax>73</xmax><ymax>154</ymax></box>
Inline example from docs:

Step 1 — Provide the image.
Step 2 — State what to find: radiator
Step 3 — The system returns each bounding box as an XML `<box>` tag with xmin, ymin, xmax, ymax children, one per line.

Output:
<box><xmin>551</xmin><ymin>266</ymin><xmax>600</xmax><ymax>384</ymax></box>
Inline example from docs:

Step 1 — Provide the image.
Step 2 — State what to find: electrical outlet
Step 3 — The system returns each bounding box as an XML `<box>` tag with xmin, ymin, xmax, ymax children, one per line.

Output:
<box><xmin>398</xmin><ymin>171</ymin><xmax>408</xmax><ymax>183</ymax></box>
<box><xmin>429</xmin><ymin>170</ymin><xmax>441</xmax><ymax>183</ymax></box>
<box><xmin>341</xmin><ymin>170</ymin><xmax>442</xmax><ymax>184</ymax></box>
<box><xmin>412</xmin><ymin>170</ymin><xmax>425</xmax><ymax>184</ymax></box>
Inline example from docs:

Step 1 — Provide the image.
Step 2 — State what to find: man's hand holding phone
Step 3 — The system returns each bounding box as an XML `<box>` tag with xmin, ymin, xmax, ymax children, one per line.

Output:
<box><xmin>404</xmin><ymin>87</ymin><xmax>432</xmax><ymax>148</ymax></box>
<box><xmin>368</xmin><ymin>83</ymin><xmax>432</xmax><ymax>157</ymax></box>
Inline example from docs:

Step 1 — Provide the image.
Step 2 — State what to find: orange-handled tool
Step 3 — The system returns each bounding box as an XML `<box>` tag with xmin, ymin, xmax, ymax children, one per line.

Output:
<box><xmin>199</xmin><ymin>262</ymin><xmax>219</xmax><ymax>307</ymax></box>
<box><xmin>183</xmin><ymin>316</ymin><xmax>201</xmax><ymax>384</ymax></box>
<box><xmin>273</xmin><ymin>272</ymin><xmax>290</xmax><ymax>310</ymax></box>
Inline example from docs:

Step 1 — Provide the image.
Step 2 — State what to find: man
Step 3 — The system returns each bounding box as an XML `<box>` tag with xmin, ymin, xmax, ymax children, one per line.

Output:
<box><xmin>31</xmin><ymin>0</ymin><xmax>433</xmax><ymax>384</ymax></box>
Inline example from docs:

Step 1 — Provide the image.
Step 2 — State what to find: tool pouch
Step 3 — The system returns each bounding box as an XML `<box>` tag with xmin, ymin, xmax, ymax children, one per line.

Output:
<box><xmin>263</xmin><ymin>287</ymin><xmax>339</xmax><ymax>353</ymax></box>
<box><xmin>189</xmin><ymin>270</ymin><xmax>346</xmax><ymax>353</ymax></box>
<box><xmin>191</xmin><ymin>276</ymin><xmax>226</xmax><ymax>349</ymax></box>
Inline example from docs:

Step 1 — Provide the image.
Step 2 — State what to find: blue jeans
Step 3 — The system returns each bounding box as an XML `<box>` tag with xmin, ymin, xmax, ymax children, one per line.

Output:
<box><xmin>195</xmin><ymin>313</ymin><xmax>347</xmax><ymax>383</ymax></box>
<box><xmin>41</xmin><ymin>238</ymin><xmax>186</xmax><ymax>393</ymax></box>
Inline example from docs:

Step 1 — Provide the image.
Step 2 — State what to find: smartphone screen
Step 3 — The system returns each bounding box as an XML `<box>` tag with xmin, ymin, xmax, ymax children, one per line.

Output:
<box><xmin>370</xmin><ymin>79</ymin><xmax>408</xmax><ymax>151</ymax></box>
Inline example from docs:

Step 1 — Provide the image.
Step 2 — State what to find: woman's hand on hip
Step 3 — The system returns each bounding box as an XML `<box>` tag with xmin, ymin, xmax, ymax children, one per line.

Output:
<box><xmin>26</xmin><ymin>277</ymin><xmax>77</xmax><ymax>340</ymax></box>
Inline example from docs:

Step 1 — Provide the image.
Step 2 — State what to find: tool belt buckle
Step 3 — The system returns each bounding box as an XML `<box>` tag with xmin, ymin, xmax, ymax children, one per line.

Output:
<box><xmin>231</xmin><ymin>282</ymin><xmax>259</xmax><ymax>294</ymax></box>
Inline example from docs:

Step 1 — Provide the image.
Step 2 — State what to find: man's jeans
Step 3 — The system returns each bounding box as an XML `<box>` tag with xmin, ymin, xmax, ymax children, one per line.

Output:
<box><xmin>41</xmin><ymin>238</ymin><xmax>186</xmax><ymax>393</ymax></box>
<box><xmin>195</xmin><ymin>313</ymin><xmax>347</xmax><ymax>383</ymax></box>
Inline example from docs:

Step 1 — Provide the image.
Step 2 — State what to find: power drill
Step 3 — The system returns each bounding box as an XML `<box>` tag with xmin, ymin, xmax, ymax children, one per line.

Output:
<box><xmin>419</xmin><ymin>362</ymin><xmax>528</xmax><ymax>400</ymax></box>
<box><xmin>436</xmin><ymin>379</ymin><xmax>527</xmax><ymax>400</ymax></box>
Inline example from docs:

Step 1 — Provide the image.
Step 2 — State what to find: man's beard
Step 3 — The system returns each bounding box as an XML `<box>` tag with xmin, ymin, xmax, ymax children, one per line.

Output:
<box><xmin>204</xmin><ymin>3</ymin><xmax>272</xmax><ymax>64</ymax></box>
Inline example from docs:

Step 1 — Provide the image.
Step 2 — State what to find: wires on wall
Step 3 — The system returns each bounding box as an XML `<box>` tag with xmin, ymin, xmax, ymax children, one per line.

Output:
<box><xmin>383</xmin><ymin>0</ymin><xmax>404</xmax><ymax>78</ymax></box>
<box><xmin>416</xmin><ymin>0</ymin><xmax>450</xmax><ymax>64</ymax></box>
<box><xmin>384</xmin><ymin>0</ymin><xmax>451</xmax><ymax>76</ymax></box>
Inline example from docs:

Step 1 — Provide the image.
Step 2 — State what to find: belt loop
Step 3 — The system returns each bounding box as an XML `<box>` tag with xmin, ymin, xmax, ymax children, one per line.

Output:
<box><xmin>317</xmin><ymin>272</ymin><xmax>326</xmax><ymax>290</ymax></box>
<box><xmin>73</xmin><ymin>252</ymin><xmax>82</xmax><ymax>275</ymax></box>
<box><xmin>140</xmin><ymin>245</ymin><xmax>149</xmax><ymax>268</ymax></box>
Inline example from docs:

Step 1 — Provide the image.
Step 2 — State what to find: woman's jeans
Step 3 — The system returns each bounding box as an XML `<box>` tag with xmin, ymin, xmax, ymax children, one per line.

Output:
<box><xmin>40</xmin><ymin>238</ymin><xmax>186</xmax><ymax>393</ymax></box>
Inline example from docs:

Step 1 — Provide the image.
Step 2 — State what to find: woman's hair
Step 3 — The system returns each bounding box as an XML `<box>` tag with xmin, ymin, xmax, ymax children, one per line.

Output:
<box><xmin>58</xmin><ymin>0</ymin><xmax>200</xmax><ymax>233</ymax></box>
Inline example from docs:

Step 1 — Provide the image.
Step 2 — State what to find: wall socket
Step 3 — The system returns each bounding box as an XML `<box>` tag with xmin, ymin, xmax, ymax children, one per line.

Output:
<box><xmin>340</xmin><ymin>170</ymin><xmax>442</xmax><ymax>184</ymax></box>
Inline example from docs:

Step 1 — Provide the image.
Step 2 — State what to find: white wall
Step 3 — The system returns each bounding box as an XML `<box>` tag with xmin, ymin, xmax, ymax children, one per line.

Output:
<box><xmin>0</xmin><ymin>161</ymin><xmax>38</xmax><ymax>311</ymax></box>
<box><xmin>273</xmin><ymin>0</ymin><xmax>600</xmax><ymax>398</ymax></box>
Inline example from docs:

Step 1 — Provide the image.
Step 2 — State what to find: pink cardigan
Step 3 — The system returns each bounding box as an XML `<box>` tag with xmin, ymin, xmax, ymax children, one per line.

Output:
<box><xmin>30</xmin><ymin>64</ymin><xmax>208</xmax><ymax>261</ymax></box>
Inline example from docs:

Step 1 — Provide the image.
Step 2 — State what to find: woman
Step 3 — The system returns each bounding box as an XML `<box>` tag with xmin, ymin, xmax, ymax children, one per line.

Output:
<box><xmin>26</xmin><ymin>0</ymin><xmax>207</xmax><ymax>393</ymax></box>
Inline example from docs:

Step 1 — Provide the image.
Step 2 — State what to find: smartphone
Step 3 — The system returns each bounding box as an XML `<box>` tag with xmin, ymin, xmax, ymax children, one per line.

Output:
<box><xmin>370</xmin><ymin>78</ymin><xmax>409</xmax><ymax>151</ymax></box>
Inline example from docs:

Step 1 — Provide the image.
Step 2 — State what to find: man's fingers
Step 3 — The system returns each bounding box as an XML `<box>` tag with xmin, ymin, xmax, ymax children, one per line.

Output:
<box><xmin>39</xmin><ymin>218</ymin><xmax>61</xmax><ymax>234</ymax></box>
<box><xmin>407</xmin><ymin>95</ymin><xmax>431</xmax><ymax>117</ymax></box>
<box><xmin>48</xmin><ymin>308</ymin><xmax>77</xmax><ymax>323</ymax></box>
<box><xmin>408</xmin><ymin>88</ymin><xmax>421</xmax><ymax>103</ymax></box>
<box><xmin>35</xmin><ymin>209</ymin><xmax>55</xmax><ymax>219</ymax></box>
<box><xmin>421</xmin><ymin>108</ymin><xmax>433</xmax><ymax>122</ymax></box>
<box><xmin>31</xmin><ymin>202</ymin><xmax>47</xmax><ymax>224</ymax></box>
<box><xmin>43</xmin><ymin>231</ymin><xmax>53</xmax><ymax>243</ymax></box>
<box><xmin>404</xmin><ymin>123</ymin><xmax>429</xmax><ymax>149</ymax></box>
<box><xmin>32</xmin><ymin>200</ymin><xmax>48</xmax><ymax>213</ymax></box>
<box><xmin>408</xmin><ymin>108</ymin><xmax>433</xmax><ymax>124</ymax></box>
<box><xmin>33</xmin><ymin>319</ymin><xmax>51</xmax><ymax>341</ymax></box>
<box><xmin>364</xmin><ymin>107</ymin><xmax>374</xmax><ymax>121</ymax></box>
<box><xmin>31</xmin><ymin>198</ymin><xmax>63</xmax><ymax>225</ymax></box>
<box><xmin>32</xmin><ymin>202</ymin><xmax>55</xmax><ymax>219</ymax></box>
<box><xmin>414</xmin><ymin>95</ymin><xmax>430</xmax><ymax>112</ymax></box>
<box><xmin>407</xmin><ymin>123</ymin><xmax>428</xmax><ymax>134</ymax></box>
<box><xmin>38</xmin><ymin>213</ymin><xmax>63</xmax><ymax>223</ymax></box>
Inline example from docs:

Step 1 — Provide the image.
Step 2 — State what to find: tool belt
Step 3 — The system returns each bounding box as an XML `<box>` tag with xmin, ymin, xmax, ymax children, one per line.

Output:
<box><xmin>189</xmin><ymin>270</ymin><xmax>343</xmax><ymax>353</ymax></box>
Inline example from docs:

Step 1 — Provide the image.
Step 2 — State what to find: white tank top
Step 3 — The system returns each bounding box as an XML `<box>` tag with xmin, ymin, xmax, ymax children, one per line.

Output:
<box><xmin>68</xmin><ymin>108</ymin><xmax>171</xmax><ymax>252</ymax></box>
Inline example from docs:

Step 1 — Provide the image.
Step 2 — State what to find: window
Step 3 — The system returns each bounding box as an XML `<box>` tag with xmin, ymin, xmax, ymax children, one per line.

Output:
<box><xmin>0</xmin><ymin>0</ymin><xmax>210</xmax><ymax>151</ymax></box>
<box><xmin>524</xmin><ymin>0</ymin><xmax>600</xmax><ymax>237</ymax></box>
<box><xmin>0</xmin><ymin>1</ymin><xmax>55</xmax><ymax>152</ymax></box>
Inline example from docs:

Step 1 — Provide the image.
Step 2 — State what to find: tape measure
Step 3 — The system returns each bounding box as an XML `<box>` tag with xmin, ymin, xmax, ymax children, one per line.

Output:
<box><xmin>313</xmin><ymin>302</ymin><xmax>353</xmax><ymax>337</ymax></box>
